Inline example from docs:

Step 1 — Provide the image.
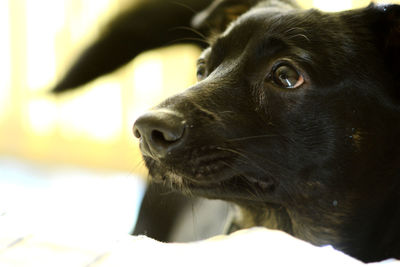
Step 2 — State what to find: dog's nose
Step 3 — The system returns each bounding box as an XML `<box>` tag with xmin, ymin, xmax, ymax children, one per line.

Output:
<box><xmin>133</xmin><ymin>110</ymin><xmax>186</xmax><ymax>158</ymax></box>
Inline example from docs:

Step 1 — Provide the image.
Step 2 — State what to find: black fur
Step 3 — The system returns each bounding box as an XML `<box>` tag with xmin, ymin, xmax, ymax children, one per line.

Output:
<box><xmin>134</xmin><ymin>2</ymin><xmax>400</xmax><ymax>262</ymax></box>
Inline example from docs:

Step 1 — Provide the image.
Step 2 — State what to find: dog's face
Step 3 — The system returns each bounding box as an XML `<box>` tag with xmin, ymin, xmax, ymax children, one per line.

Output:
<box><xmin>134</xmin><ymin>2</ymin><xmax>400</xmax><ymax>262</ymax></box>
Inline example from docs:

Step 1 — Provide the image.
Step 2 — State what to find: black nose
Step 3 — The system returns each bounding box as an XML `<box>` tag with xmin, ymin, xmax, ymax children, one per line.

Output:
<box><xmin>133</xmin><ymin>109</ymin><xmax>186</xmax><ymax>158</ymax></box>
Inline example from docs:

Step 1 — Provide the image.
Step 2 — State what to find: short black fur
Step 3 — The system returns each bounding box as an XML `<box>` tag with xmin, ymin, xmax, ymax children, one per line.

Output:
<box><xmin>134</xmin><ymin>1</ymin><xmax>400</xmax><ymax>262</ymax></box>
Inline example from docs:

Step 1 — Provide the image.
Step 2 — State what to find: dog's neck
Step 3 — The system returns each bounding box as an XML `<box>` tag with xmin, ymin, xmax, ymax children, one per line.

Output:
<box><xmin>233</xmin><ymin>175</ymin><xmax>400</xmax><ymax>261</ymax></box>
<box><xmin>232</xmin><ymin>203</ymin><xmax>344</xmax><ymax>246</ymax></box>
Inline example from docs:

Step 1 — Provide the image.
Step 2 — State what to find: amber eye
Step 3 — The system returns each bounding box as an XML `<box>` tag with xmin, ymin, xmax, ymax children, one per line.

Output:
<box><xmin>196</xmin><ymin>59</ymin><xmax>207</xmax><ymax>81</ymax></box>
<box><xmin>272</xmin><ymin>64</ymin><xmax>304</xmax><ymax>89</ymax></box>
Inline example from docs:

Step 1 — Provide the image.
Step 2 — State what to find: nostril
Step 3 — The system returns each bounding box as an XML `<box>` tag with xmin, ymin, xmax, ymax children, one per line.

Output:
<box><xmin>133</xmin><ymin>109</ymin><xmax>186</xmax><ymax>158</ymax></box>
<box><xmin>151</xmin><ymin>128</ymin><xmax>183</xmax><ymax>146</ymax></box>
<box><xmin>152</xmin><ymin>130</ymin><xmax>169</xmax><ymax>144</ymax></box>
<box><xmin>134</xmin><ymin>129</ymin><xmax>141</xmax><ymax>138</ymax></box>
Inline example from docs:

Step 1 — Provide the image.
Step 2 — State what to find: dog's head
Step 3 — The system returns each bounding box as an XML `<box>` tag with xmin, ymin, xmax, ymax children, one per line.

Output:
<box><xmin>133</xmin><ymin>1</ymin><xmax>400</xmax><ymax>261</ymax></box>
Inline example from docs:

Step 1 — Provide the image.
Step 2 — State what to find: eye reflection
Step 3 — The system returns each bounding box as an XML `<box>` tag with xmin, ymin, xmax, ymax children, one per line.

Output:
<box><xmin>272</xmin><ymin>64</ymin><xmax>304</xmax><ymax>89</ymax></box>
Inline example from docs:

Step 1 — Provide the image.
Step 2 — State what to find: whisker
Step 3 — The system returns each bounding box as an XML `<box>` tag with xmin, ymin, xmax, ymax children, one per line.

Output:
<box><xmin>166</xmin><ymin>37</ymin><xmax>210</xmax><ymax>46</ymax></box>
<box><xmin>170</xmin><ymin>1</ymin><xmax>198</xmax><ymax>15</ymax></box>
<box><xmin>287</xmin><ymin>33</ymin><xmax>311</xmax><ymax>43</ymax></box>
<box><xmin>216</xmin><ymin>146</ymin><xmax>248</xmax><ymax>158</ymax></box>
<box><xmin>216</xmin><ymin>146</ymin><xmax>281</xmax><ymax>172</ymax></box>
<box><xmin>169</xmin><ymin>26</ymin><xmax>207</xmax><ymax>40</ymax></box>
<box><xmin>219</xmin><ymin>161</ymin><xmax>260</xmax><ymax>199</ymax></box>
<box><xmin>245</xmin><ymin>178</ymin><xmax>265</xmax><ymax>200</ymax></box>
<box><xmin>217</xmin><ymin>146</ymin><xmax>295</xmax><ymax>202</ymax></box>
<box><xmin>216</xmin><ymin>147</ymin><xmax>283</xmax><ymax>200</ymax></box>
<box><xmin>131</xmin><ymin>157</ymin><xmax>146</xmax><ymax>172</ymax></box>
<box><xmin>283</xmin><ymin>27</ymin><xmax>311</xmax><ymax>43</ymax></box>
<box><xmin>284</xmin><ymin>27</ymin><xmax>308</xmax><ymax>34</ymax></box>
<box><xmin>226</xmin><ymin>134</ymin><xmax>279</xmax><ymax>142</ymax></box>
<box><xmin>244</xmin><ymin>183</ymin><xmax>261</xmax><ymax>200</ymax></box>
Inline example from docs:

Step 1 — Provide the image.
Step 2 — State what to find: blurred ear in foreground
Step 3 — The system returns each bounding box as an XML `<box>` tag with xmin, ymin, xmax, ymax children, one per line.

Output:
<box><xmin>51</xmin><ymin>0</ymin><xmax>212</xmax><ymax>93</ymax></box>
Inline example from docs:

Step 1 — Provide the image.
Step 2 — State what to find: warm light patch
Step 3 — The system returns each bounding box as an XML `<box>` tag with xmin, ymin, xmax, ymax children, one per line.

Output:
<box><xmin>67</xmin><ymin>0</ymin><xmax>112</xmax><ymax>43</ymax></box>
<box><xmin>27</xmin><ymin>99</ymin><xmax>57</xmax><ymax>134</ymax></box>
<box><xmin>131</xmin><ymin>52</ymin><xmax>164</xmax><ymax>120</ymax></box>
<box><xmin>313</xmin><ymin>0</ymin><xmax>352</xmax><ymax>11</ymax></box>
<box><xmin>25</xmin><ymin>0</ymin><xmax>66</xmax><ymax>91</ymax></box>
<box><xmin>58</xmin><ymin>80</ymin><xmax>123</xmax><ymax>142</ymax></box>
<box><xmin>0</xmin><ymin>0</ymin><xmax>11</xmax><ymax>122</ymax></box>
<box><xmin>133</xmin><ymin>53</ymin><xmax>164</xmax><ymax>102</ymax></box>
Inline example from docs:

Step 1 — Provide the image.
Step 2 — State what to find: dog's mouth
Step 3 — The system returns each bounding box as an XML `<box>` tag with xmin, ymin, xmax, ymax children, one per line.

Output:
<box><xmin>143</xmin><ymin>145</ymin><xmax>278</xmax><ymax>204</ymax></box>
<box><xmin>175</xmin><ymin>174</ymin><xmax>276</xmax><ymax>203</ymax></box>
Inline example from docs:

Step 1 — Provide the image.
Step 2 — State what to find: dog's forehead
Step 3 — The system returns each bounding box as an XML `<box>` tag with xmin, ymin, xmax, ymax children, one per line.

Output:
<box><xmin>209</xmin><ymin>9</ymin><xmax>308</xmax><ymax>62</ymax></box>
<box><xmin>215</xmin><ymin>9</ymin><xmax>281</xmax><ymax>47</ymax></box>
<box><xmin>207</xmin><ymin>7</ymin><xmax>374</xmax><ymax>72</ymax></box>
<box><xmin>221</xmin><ymin>8</ymin><xmax>331</xmax><ymax>48</ymax></box>
<box><xmin>206</xmin><ymin>9</ymin><xmax>318</xmax><ymax>66</ymax></box>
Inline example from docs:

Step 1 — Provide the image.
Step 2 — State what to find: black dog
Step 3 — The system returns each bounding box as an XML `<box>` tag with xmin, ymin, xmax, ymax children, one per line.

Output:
<box><xmin>133</xmin><ymin>0</ymin><xmax>400</xmax><ymax>263</ymax></box>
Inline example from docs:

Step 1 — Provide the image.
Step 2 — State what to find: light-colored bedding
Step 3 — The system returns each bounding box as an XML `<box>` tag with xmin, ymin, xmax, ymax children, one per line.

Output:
<box><xmin>1</xmin><ymin>226</ymin><xmax>398</xmax><ymax>267</ymax></box>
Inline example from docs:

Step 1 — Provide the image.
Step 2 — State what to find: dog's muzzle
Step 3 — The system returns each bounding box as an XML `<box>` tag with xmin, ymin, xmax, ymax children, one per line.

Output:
<box><xmin>133</xmin><ymin>109</ymin><xmax>187</xmax><ymax>159</ymax></box>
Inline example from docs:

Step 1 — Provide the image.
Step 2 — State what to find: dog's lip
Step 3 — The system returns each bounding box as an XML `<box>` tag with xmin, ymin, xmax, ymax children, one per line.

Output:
<box><xmin>156</xmin><ymin>161</ymin><xmax>238</xmax><ymax>186</ymax></box>
<box><xmin>188</xmin><ymin>175</ymin><xmax>274</xmax><ymax>190</ymax></box>
<box><xmin>179</xmin><ymin>175</ymin><xmax>278</xmax><ymax>204</ymax></box>
<box><xmin>144</xmin><ymin>145</ymin><xmax>277</xmax><ymax>203</ymax></box>
<box><xmin>144</xmin><ymin>149</ymin><xmax>276</xmax><ymax>189</ymax></box>
<box><xmin>167</xmin><ymin>170</ymin><xmax>276</xmax><ymax>193</ymax></box>
<box><xmin>144</xmin><ymin>145</ymin><xmax>238</xmax><ymax>180</ymax></box>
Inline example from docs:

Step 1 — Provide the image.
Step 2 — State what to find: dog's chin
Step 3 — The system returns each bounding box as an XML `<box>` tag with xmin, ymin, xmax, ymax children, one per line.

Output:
<box><xmin>144</xmin><ymin>156</ymin><xmax>277</xmax><ymax>205</ymax></box>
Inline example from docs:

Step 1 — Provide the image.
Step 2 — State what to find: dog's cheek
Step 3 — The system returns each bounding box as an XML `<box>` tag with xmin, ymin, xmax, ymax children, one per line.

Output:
<box><xmin>273</xmin><ymin>101</ymin><xmax>359</xmax><ymax>195</ymax></box>
<box><xmin>144</xmin><ymin>158</ymin><xmax>162</xmax><ymax>181</ymax></box>
<box><xmin>344</xmin><ymin>127</ymin><xmax>363</xmax><ymax>152</ymax></box>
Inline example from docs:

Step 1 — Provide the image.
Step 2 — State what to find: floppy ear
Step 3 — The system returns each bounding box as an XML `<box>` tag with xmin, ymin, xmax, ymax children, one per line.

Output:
<box><xmin>367</xmin><ymin>4</ymin><xmax>400</xmax><ymax>85</ymax></box>
<box><xmin>192</xmin><ymin>0</ymin><xmax>301</xmax><ymax>34</ymax></box>
<box><xmin>51</xmin><ymin>0</ymin><xmax>213</xmax><ymax>93</ymax></box>
<box><xmin>381</xmin><ymin>5</ymin><xmax>400</xmax><ymax>81</ymax></box>
<box><xmin>191</xmin><ymin>0</ymin><xmax>255</xmax><ymax>33</ymax></box>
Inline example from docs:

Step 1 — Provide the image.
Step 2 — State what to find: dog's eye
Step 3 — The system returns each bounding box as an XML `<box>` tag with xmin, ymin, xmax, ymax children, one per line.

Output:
<box><xmin>196</xmin><ymin>59</ymin><xmax>207</xmax><ymax>81</ymax></box>
<box><xmin>272</xmin><ymin>64</ymin><xmax>304</xmax><ymax>89</ymax></box>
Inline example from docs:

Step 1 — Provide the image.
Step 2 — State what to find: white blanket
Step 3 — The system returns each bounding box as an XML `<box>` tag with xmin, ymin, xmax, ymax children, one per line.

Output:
<box><xmin>1</xmin><ymin>226</ymin><xmax>399</xmax><ymax>266</ymax></box>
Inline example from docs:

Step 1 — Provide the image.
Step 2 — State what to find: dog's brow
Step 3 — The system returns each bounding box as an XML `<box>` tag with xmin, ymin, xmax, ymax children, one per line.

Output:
<box><xmin>210</xmin><ymin>37</ymin><xmax>227</xmax><ymax>60</ymax></box>
<box><xmin>211</xmin><ymin>37</ymin><xmax>225</xmax><ymax>50</ymax></box>
<box><xmin>256</xmin><ymin>37</ymin><xmax>286</xmax><ymax>58</ymax></box>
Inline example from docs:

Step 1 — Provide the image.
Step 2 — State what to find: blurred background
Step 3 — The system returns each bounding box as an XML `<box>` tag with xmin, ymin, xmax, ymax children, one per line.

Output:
<box><xmin>0</xmin><ymin>0</ymin><xmax>395</xmax><ymax>237</ymax></box>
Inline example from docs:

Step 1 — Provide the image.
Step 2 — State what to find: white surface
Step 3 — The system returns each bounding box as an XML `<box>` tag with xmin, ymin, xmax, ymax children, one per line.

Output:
<box><xmin>120</xmin><ymin>228</ymin><xmax>399</xmax><ymax>267</ymax></box>
<box><xmin>0</xmin><ymin>227</ymin><xmax>399</xmax><ymax>267</ymax></box>
<box><xmin>0</xmin><ymin>157</ymin><xmax>146</xmax><ymax>236</ymax></box>
<box><xmin>0</xmin><ymin>158</ymin><xmax>398</xmax><ymax>266</ymax></box>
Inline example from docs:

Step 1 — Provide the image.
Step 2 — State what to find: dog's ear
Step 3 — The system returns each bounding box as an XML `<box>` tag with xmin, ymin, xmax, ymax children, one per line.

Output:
<box><xmin>191</xmin><ymin>0</ymin><xmax>255</xmax><ymax>33</ymax></box>
<box><xmin>382</xmin><ymin>5</ymin><xmax>400</xmax><ymax>80</ymax></box>
<box><xmin>51</xmin><ymin>0</ymin><xmax>213</xmax><ymax>93</ymax></box>
<box><xmin>372</xmin><ymin>5</ymin><xmax>400</xmax><ymax>81</ymax></box>
<box><xmin>192</xmin><ymin>0</ymin><xmax>301</xmax><ymax>34</ymax></box>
